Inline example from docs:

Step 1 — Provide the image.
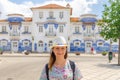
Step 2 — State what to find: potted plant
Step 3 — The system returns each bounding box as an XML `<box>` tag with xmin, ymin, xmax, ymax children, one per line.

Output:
<box><xmin>75</xmin><ymin>52</ymin><xmax>80</xmax><ymax>55</ymax></box>
<box><xmin>0</xmin><ymin>48</ymin><xmax>3</xmax><ymax>55</ymax></box>
<box><xmin>102</xmin><ymin>51</ymin><xmax>108</xmax><ymax>56</ymax></box>
<box><xmin>24</xmin><ymin>50</ymin><xmax>29</xmax><ymax>55</ymax></box>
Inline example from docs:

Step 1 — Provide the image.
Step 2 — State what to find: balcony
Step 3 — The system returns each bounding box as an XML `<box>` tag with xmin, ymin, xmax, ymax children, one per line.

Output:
<box><xmin>22</xmin><ymin>31</ymin><xmax>31</xmax><ymax>34</ymax></box>
<box><xmin>9</xmin><ymin>32</ymin><xmax>20</xmax><ymax>40</ymax></box>
<box><xmin>46</xmin><ymin>16</ymin><xmax>56</xmax><ymax>20</ymax></box>
<box><xmin>0</xmin><ymin>31</ymin><xmax>8</xmax><ymax>34</ymax></box>
<box><xmin>73</xmin><ymin>32</ymin><xmax>82</xmax><ymax>35</ymax></box>
<box><xmin>45</xmin><ymin>32</ymin><xmax>56</xmax><ymax>36</ymax></box>
<box><xmin>83</xmin><ymin>33</ymin><xmax>94</xmax><ymax>37</ymax></box>
<box><xmin>10</xmin><ymin>32</ymin><xmax>20</xmax><ymax>36</ymax></box>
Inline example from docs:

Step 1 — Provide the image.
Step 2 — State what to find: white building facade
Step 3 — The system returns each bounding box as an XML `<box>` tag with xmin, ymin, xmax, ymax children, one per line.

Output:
<box><xmin>0</xmin><ymin>4</ymin><xmax>118</xmax><ymax>53</ymax></box>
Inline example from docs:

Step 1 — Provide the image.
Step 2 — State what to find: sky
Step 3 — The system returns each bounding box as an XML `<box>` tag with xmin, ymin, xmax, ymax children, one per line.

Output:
<box><xmin>0</xmin><ymin>0</ymin><xmax>109</xmax><ymax>19</ymax></box>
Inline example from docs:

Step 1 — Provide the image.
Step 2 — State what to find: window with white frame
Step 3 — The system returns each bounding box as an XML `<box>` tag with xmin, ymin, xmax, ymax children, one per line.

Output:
<box><xmin>39</xmin><ymin>12</ymin><xmax>43</xmax><ymax>19</ymax></box>
<box><xmin>49</xmin><ymin>11</ymin><xmax>54</xmax><ymax>18</ymax></box>
<box><xmin>39</xmin><ymin>25</ymin><xmax>43</xmax><ymax>32</ymax></box>
<box><xmin>24</xmin><ymin>26</ymin><xmax>29</xmax><ymax>32</ymax></box>
<box><xmin>38</xmin><ymin>40</ymin><xmax>43</xmax><ymax>47</ymax></box>
<box><xmin>48</xmin><ymin>24</ymin><xmax>54</xmax><ymax>33</ymax></box>
<box><xmin>98</xmin><ymin>27</ymin><xmax>102</xmax><ymax>32</ymax></box>
<box><xmin>74</xmin><ymin>41</ymin><xmax>80</xmax><ymax>46</ymax></box>
<box><xmin>2</xmin><ymin>26</ymin><xmax>6</xmax><ymax>32</ymax></box>
<box><xmin>59</xmin><ymin>25</ymin><xmax>64</xmax><ymax>33</ymax></box>
<box><xmin>49</xmin><ymin>41</ymin><xmax>53</xmax><ymax>47</ymax></box>
<box><xmin>1</xmin><ymin>41</ymin><xmax>7</xmax><ymax>46</ymax></box>
<box><xmin>12</xmin><ymin>25</ymin><xmax>17</xmax><ymax>33</ymax></box>
<box><xmin>75</xmin><ymin>26</ymin><xmax>80</xmax><ymax>33</ymax></box>
<box><xmin>97</xmin><ymin>42</ymin><xmax>103</xmax><ymax>46</ymax></box>
<box><xmin>86</xmin><ymin>26</ymin><xmax>91</xmax><ymax>34</ymax></box>
<box><xmin>59</xmin><ymin>12</ymin><xmax>63</xmax><ymax>19</ymax></box>
<box><xmin>23</xmin><ymin>41</ymin><xmax>29</xmax><ymax>46</ymax></box>
<box><xmin>13</xmin><ymin>42</ymin><xmax>18</xmax><ymax>47</ymax></box>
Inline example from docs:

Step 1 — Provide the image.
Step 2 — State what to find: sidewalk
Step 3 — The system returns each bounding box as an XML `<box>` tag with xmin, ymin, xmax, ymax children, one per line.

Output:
<box><xmin>0</xmin><ymin>52</ymin><xmax>118</xmax><ymax>57</ymax></box>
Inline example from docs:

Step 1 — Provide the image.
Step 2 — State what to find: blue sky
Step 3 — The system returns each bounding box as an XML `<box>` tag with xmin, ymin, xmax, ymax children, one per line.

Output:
<box><xmin>0</xmin><ymin>0</ymin><xmax>109</xmax><ymax>19</ymax></box>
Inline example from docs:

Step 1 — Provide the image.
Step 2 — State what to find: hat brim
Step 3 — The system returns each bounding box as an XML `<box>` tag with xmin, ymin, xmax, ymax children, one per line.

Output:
<box><xmin>50</xmin><ymin>45</ymin><xmax>67</xmax><ymax>48</ymax></box>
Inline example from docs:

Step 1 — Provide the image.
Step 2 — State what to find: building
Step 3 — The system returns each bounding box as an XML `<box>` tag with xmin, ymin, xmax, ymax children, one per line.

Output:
<box><xmin>0</xmin><ymin>3</ymin><xmax>118</xmax><ymax>53</ymax></box>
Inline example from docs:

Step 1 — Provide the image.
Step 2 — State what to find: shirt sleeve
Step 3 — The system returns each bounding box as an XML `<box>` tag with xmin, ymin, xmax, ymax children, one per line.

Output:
<box><xmin>39</xmin><ymin>65</ymin><xmax>47</xmax><ymax>80</ymax></box>
<box><xmin>74</xmin><ymin>63</ymin><xmax>83</xmax><ymax>80</ymax></box>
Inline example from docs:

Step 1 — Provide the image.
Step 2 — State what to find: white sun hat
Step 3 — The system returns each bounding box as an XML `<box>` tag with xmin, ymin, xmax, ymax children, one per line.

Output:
<box><xmin>51</xmin><ymin>36</ymin><xmax>67</xmax><ymax>48</ymax></box>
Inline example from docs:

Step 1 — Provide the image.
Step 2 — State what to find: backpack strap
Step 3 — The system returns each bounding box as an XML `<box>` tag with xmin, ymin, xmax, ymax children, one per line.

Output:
<box><xmin>69</xmin><ymin>60</ymin><xmax>75</xmax><ymax>80</ymax></box>
<box><xmin>45</xmin><ymin>64</ymin><xmax>49</xmax><ymax>80</ymax></box>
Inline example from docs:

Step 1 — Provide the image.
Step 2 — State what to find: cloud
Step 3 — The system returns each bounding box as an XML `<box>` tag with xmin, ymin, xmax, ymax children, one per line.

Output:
<box><xmin>0</xmin><ymin>0</ymin><xmax>98</xmax><ymax>19</ymax></box>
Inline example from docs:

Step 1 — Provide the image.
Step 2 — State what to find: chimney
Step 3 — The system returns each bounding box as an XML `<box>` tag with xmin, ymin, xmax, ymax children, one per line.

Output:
<box><xmin>66</xmin><ymin>3</ymin><xmax>70</xmax><ymax>8</ymax></box>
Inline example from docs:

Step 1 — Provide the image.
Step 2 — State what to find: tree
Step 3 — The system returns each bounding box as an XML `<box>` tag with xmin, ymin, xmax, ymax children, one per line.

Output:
<box><xmin>99</xmin><ymin>0</ymin><xmax>120</xmax><ymax>65</ymax></box>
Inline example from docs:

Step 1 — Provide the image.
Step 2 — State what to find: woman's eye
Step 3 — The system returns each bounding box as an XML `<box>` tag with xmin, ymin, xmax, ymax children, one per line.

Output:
<box><xmin>56</xmin><ymin>48</ymin><xmax>59</xmax><ymax>49</ymax></box>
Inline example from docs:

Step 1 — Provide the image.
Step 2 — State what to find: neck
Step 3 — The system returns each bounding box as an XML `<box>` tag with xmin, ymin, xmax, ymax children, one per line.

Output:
<box><xmin>55</xmin><ymin>57</ymin><xmax>66</xmax><ymax>65</ymax></box>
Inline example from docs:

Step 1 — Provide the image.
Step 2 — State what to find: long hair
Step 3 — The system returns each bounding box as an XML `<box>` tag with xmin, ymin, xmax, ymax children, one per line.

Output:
<box><xmin>48</xmin><ymin>47</ymin><xmax>68</xmax><ymax>70</ymax></box>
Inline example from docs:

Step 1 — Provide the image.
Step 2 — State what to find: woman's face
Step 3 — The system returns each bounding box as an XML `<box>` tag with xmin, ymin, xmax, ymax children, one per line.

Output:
<box><xmin>53</xmin><ymin>46</ymin><xmax>67</xmax><ymax>57</ymax></box>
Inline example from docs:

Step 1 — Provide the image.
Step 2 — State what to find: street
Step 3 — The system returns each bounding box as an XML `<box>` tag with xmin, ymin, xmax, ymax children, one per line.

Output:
<box><xmin>0</xmin><ymin>53</ymin><xmax>120</xmax><ymax>80</ymax></box>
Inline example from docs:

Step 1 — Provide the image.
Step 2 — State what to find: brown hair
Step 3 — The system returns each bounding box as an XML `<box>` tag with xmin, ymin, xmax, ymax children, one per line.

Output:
<box><xmin>48</xmin><ymin>47</ymin><xmax>68</xmax><ymax>70</ymax></box>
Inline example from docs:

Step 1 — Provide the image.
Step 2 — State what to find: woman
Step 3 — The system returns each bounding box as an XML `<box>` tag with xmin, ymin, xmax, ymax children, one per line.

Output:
<box><xmin>40</xmin><ymin>36</ymin><xmax>83</xmax><ymax>80</ymax></box>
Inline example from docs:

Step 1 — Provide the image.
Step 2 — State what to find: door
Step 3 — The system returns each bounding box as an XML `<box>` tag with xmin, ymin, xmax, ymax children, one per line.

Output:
<box><xmin>85</xmin><ymin>42</ymin><xmax>92</xmax><ymax>53</ymax></box>
<box><xmin>48</xmin><ymin>41</ymin><xmax>53</xmax><ymax>52</ymax></box>
<box><xmin>11</xmin><ymin>41</ymin><xmax>18</xmax><ymax>52</ymax></box>
<box><xmin>37</xmin><ymin>40</ymin><xmax>43</xmax><ymax>52</ymax></box>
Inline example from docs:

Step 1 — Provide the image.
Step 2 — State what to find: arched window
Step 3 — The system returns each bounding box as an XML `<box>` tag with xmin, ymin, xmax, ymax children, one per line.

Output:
<box><xmin>38</xmin><ymin>40</ymin><xmax>43</xmax><ymax>47</ymax></box>
<box><xmin>49</xmin><ymin>41</ymin><xmax>53</xmax><ymax>47</ymax></box>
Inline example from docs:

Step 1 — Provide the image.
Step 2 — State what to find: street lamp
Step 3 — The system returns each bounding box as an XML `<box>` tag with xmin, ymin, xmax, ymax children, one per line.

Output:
<box><xmin>31</xmin><ymin>35</ymin><xmax>34</xmax><ymax>53</ymax></box>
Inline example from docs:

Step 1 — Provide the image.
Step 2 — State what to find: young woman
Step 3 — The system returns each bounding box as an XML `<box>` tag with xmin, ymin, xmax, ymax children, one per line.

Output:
<box><xmin>40</xmin><ymin>36</ymin><xmax>83</xmax><ymax>80</ymax></box>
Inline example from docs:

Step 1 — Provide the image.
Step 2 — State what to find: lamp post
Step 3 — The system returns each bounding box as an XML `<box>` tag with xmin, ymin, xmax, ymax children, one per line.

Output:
<box><xmin>32</xmin><ymin>35</ymin><xmax>34</xmax><ymax>53</ymax></box>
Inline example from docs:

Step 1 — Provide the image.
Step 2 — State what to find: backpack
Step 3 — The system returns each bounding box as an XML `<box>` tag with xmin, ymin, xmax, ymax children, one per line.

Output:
<box><xmin>45</xmin><ymin>60</ymin><xmax>75</xmax><ymax>80</ymax></box>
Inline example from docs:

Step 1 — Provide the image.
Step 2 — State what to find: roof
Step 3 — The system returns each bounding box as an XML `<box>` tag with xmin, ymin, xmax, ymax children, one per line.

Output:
<box><xmin>24</xmin><ymin>17</ymin><xmax>32</xmax><ymax>22</ymax></box>
<box><xmin>0</xmin><ymin>19</ymin><xmax>7</xmax><ymax>22</ymax></box>
<box><xmin>31</xmin><ymin>4</ymin><xmax>70</xmax><ymax>10</ymax></box>
<box><xmin>70</xmin><ymin>17</ymin><xmax>79</xmax><ymax>22</ymax></box>
<box><xmin>7</xmin><ymin>14</ymin><xmax>24</xmax><ymax>16</ymax></box>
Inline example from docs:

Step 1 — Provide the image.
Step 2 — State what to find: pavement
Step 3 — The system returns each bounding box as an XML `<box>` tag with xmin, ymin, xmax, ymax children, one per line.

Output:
<box><xmin>0</xmin><ymin>52</ymin><xmax>120</xmax><ymax>80</ymax></box>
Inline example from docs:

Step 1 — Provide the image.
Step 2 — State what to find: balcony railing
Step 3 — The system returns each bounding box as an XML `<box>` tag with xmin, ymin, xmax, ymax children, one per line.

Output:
<box><xmin>10</xmin><ymin>32</ymin><xmax>20</xmax><ymax>36</ymax></box>
<box><xmin>83</xmin><ymin>33</ymin><xmax>94</xmax><ymax>37</ymax></box>
<box><xmin>46</xmin><ymin>16</ymin><xmax>56</xmax><ymax>20</ymax></box>
<box><xmin>73</xmin><ymin>32</ymin><xmax>82</xmax><ymax>34</ymax></box>
<box><xmin>45</xmin><ymin>32</ymin><xmax>56</xmax><ymax>36</ymax></box>
<box><xmin>22</xmin><ymin>31</ymin><xmax>31</xmax><ymax>34</ymax></box>
<box><xmin>0</xmin><ymin>31</ymin><xmax>8</xmax><ymax>34</ymax></box>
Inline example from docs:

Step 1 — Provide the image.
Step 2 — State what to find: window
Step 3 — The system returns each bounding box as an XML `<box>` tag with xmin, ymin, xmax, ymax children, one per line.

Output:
<box><xmin>38</xmin><ymin>40</ymin><xmax>43</xmax><ymax>47</ymax></box>
<box><xmin>59</xmin><ymin>25</ymin><xmax>64</xmax><ymax>33</ymax></box>
<box><xmin>39</xmin><ymin>25</ymin><xmax>43</xmax><ymax>32</ymax></box>
<box><xmin>97</xmin><ymin>42</ymin><xmax>103</xmax><ymax>46</ymax></box>
<box><xmin>59</xmin><ymin>12</ymin><xmax>63</xmax><ymax>19</ymax></box>
<box><xmin>49</xmin><ymin>11</ymin><xmax>54</xmax><ymax>18</ymax></box>
<box><xmin>39</xmin><ymin>12</ymin><xmax>43</xmax><ymax>19</ymax></box>
<box><xmin>2</xmin><ymin>26</ymin><xmax>6</xmax><ymax>32</ymax></box>
<box><xmin>24</xmin><ymin>26</ymin><xmax>29</xmax><ymax>32</ymax></box>
<box><xmin>98</xmin><ymin>27</ymin><xmax>102</xmax><ymax>32</ymax></box>
<box><xmin>74</xmin><ymin>41</ymin><xmax>80</xmax><ymax>46</ymax></box>
<box><xmin>13</xmin><ymin>42</ymin><xmax>18</xmax><ymax>47</ymax></box>
<box><xmin>86</xmin><ymin>27</ymin><xmax>91</xmax><ymax>34</ymax></box>
<box><xmin>12</xmin><ymin>25</ymin><xmax>17</xmax><ymax>33</ymax></box>
<box><xmin>86</xmin><ymin>43</ymin><xmax>91</xmax><ymax>47</ymax></box>
<box><xmin>49</xmin><ymin>41</ymin><xmax>53</xmax><ymax>47</ymax></box>
<box><xmin>75</xmin><ymin>26</ymin><xmax>80</xmax><ymax>33</ymax></box>
<box><xmin>1</xmin><ymin>41</ymin><xmax>7</xmax><ymax>46</ymax></box>
<box><xmin>48</xmin><ymin>24</ymin><xmax>54</xmax><ymax>33</ymax></box>
<box><xmin>23</xmin><ymin>41</ymin><xmax>29</xmax><ymax>46</ymax></box>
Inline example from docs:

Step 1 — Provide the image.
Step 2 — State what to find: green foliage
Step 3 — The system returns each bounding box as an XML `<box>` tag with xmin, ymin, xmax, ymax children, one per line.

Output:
<box><xmin>98</xmin><ymin>0</ymin><xmax>120</xmax><ymax>41</ymax></box>
<box><xmin>0</xmin><ymin>48</ymin><xmax>2</xmax><ymax>51</ymax></box>
<box><xmin>102</xmin><ymin>51</ymin><xmax>108</xmax><ymax>56</ymax></box>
